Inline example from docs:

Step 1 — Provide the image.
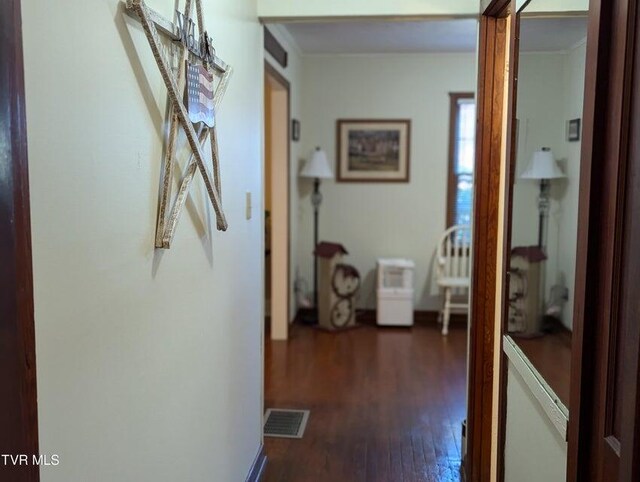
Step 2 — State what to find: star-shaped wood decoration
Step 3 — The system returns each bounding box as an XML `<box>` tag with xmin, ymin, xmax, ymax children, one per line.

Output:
<box><xmin>125</xmin><ymin>0</ymin><xmax>231</xmax><ymax>248</ymax></box>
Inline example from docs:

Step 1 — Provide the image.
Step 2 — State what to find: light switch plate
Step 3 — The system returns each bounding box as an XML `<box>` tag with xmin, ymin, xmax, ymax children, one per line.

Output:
<box><xmin>245</xmin><ymin>191</ymin><xmax>252</xmax><ymax>220</ymax></box>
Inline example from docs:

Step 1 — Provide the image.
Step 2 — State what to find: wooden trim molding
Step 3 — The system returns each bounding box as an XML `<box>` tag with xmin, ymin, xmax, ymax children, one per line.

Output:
<box><xmin>264</xmin><ymin>27</ymin><xmax>287</xmax><ymax>69</ymax></box>
<box><xmin>496</xmin><ymin>7</ymin><xmax>520</xmax><ymax>482</ymax></box>
<box><xmin>0</xmin><ymin>0</ymin><xmax>40</xmax><ymax>480</ymax></box>
<box><xmin>466</xmin><ymin>1</ymin><xmax>512</xmax><ymax>480</ymax></box>
<box><xmin>264</xmin><ymin>60</ymin><xmax>290</xmax><ymax>93</ymax></box>
<box><xmin>482</xmin><ymin>0</ymin><xmax>513</xmax><ymax>17</ymax></box>
<box><xmin>503</xmin><ymin>336</ymin><xmax>568</xmax><ymax>439</ymax></box>
<box><xmin>245</xmin><ymin>445</ymin><xmax>267</xmax><ymax>482</ymax></box>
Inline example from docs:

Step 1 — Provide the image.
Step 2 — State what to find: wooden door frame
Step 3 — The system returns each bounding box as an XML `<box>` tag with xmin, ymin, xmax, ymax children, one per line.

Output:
<box><xmin>0</xmin><ymin>0</ymin><xmax>40</xmax><ymax>480</ymax></box>
<box><xmin>567</xmin><ymin>0</ymin><xmax>640</xmax><ymax>479</ymax></box>
<box><xmin>494</xmin><ymin>0</ymin><xmax>640</xmax><ymax>480</ymax></box>
<box><xmin>480</xmin><ymin>0</ymin><xmax>640</xmax><ymax>480</ymax></box>
<box><xmin>618</xmin><ymin>30</ymin><xmax>640</xmax><ymax>479</ymax></box>
<box><xmin>495</xmin><ymin>3</ymin><xmax>521</xmax><ymax>481</ymax></box>
<box><xmin>264</xmin><ymin>60</ymin><xmax>291</xmax><ymax>339</ymax></box>
<box><xmin>466</xmin><ymin>1</ymin><xmax>513</xmax><ymax>481</ymax></box>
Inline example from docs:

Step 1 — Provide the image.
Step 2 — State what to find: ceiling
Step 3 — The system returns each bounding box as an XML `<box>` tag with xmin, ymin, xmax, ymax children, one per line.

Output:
<box><xmin>519</xmin><ymin>17</ymin><xmax>588</xmax><ymax>52</ymax></box>
<box><xmin>276</xmin><ymin>16</ymin><xmax>588</xmax><ymax>55</ymax></box>
<box><xmin>281</xmin><ymin>20</ymin><xmax>478</xmax><ymax>54</ymax></box>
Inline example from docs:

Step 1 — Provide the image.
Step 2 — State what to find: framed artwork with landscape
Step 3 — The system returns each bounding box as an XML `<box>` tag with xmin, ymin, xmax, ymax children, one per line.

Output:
<box><xmin>336</xmin><ymin>119</ymin><xmax>411</xmax><ymax>182</ymax></box>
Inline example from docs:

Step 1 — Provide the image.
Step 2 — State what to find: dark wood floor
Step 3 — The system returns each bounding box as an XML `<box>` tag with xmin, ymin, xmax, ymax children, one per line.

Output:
<box><xmin>514</xmin><ymin>330</ymin><xmax>572</xmax><ymax>407</ymax></box>
<box><xmin>264</xmin><ymin>322</ymin><xmax>467</xmax><ymax>482</ymax></box>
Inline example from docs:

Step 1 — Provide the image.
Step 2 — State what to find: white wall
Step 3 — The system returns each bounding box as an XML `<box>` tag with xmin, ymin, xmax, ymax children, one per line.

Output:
<box><xmin>299</xmin><ymin>53</ymin><xmax>477</xmax><ymax>311</ymax></box>
<box><xmin>257</xmin><ymin>0</ymin><xmax>589</xmax><ymax>19</ymax></box>
<box><xmin>23</xmin><ymin>1</ymin><xmax>264</xmax><ymax>481</ymax></box>
<box><xmin>556</xmin><ymin>40</ymin><xmax>586</xmax><ymax>328</ymax></box>
<box><xmin>512</xmin><ymin>53</ymin><xmax>566</xmax><ymax>250</ymax></box>
<box><xmin>512</xmin><ymin>42</ymin><xmax>586</xmax><ymax>329</ymax></box>
<box><xmin>265</xmin><ymin>26</ymin><xmax>304</xmax><ymax>321</ymax></box>
<box><xmin>504</xmin><ymin>362</ymin><xmax>567</xmax><ymax>482</ymax></box>
<box><xmin>526</xmin><ymin>0</ymin><xmax>588</xmax><ymax>13</ymax></box>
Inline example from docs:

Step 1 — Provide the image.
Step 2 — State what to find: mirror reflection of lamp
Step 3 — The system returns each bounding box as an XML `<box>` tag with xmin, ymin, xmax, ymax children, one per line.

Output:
<box><xmin>520</xmin><ymin>147</ymin><xmax>566</xmax><ymax>249</ymax></box>
<box><xmin>299</xmin><ymin>147</ymin><xmax>334</xmax><ymax>315</ymax></box>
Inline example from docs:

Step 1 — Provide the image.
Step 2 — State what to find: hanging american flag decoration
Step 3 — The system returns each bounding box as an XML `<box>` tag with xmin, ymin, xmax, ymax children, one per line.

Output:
<box><xmin>124</xmin><ymin>0</ymin><xmax>233</xmax><ymax>249</ymax></box>
<box><xmin>186</xmin><ymin>61</ymin><xmax>215</xmax><ymax>128</ymax></box>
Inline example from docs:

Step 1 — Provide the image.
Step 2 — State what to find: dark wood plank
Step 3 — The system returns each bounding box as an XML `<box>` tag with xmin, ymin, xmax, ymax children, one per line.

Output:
<box><xmin>0</xmin><ymin>0</ymin><xmax>39</xmax><ymax>480</ymax></box>
<box><xmin>618</xmin><ymin>23</ymin><xmax>640</xmax><ymax>476</ymax></box>
<box><xmin>566</xmin><ymin>0</ymin><xmax>608</xmax><ymax>477</ymax></box>
<box><xmin>263</xmin><ymin>323</ymin><xmax>466</xmax><ymax>482</ymax></box>
<box><xmin>264</xmin><ymin>27</ymin><xmax>288</xmax><ymax>68</ymax></box>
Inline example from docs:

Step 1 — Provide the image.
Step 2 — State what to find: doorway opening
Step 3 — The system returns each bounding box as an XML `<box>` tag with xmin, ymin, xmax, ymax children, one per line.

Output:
<box><xmin>262</xmin><ymin>19</ymin><xmax>480</xmax><ymax>481</ymax></box>
<box><xmin>264</xmin><ymin>62</ymin><xmax>291</xmax><ymax>341</ymax></box>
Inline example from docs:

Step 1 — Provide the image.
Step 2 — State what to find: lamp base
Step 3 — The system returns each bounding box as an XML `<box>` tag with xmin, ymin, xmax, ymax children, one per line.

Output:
<box><xmin>537</xmin><ymin>179</ymin><xmax>551</xmax><ymax>248</ymax></box>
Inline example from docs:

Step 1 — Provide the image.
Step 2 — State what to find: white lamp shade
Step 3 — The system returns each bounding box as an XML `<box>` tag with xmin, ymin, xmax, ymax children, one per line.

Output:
<box><xmin>300</xmin><ymin>148</ymin><xmax>333</xmax><ymax>179</ymax></box>
<box><xmin>520</xmin><ymin>148</ymin><xmax>566</xmax><ymax>180</ymax></box>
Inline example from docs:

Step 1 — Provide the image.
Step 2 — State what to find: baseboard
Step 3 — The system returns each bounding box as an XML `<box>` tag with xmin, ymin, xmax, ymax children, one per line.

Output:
<box><xmin>294</xmin><ymin>308</ymin><xmax>468</xmax><ymax>326</ymax></box>
<box><xmin>245</xmin><ymin>444</ymin><xmax>267</xmax><ymax>482</ymax></box>
<box><xmin>414</xmin><ymin>310</ymin><xmax>468</xmax><ymax>325</ymax></box>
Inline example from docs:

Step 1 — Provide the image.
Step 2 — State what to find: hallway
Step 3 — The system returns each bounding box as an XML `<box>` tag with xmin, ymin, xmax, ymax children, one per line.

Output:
<box><xmin>264</xmin><ymin>322</ymin><xmax>466</xmax><ymax>482</ymax></box>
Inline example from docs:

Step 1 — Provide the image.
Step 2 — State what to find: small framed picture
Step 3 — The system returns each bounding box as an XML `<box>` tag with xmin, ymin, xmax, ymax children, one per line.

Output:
<box><xmin>567</xmin><ymin>118</ymin><xmax>581</xmax><ymax>142</ymax></box>
<box><xmin>336</xmin><ymin>119</ymin><xmax>411</xmax><ymax>183</ymax></box>
<box><xmin>291</xmin><ymin>119</ymin><xmax>301</xmax><ymax>142</ymax></box>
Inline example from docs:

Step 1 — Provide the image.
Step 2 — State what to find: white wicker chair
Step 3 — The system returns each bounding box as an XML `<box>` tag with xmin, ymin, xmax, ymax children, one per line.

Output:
<box><xmin>436</xmin><ymin>225</ymin><xmax>472</xmax><ymax>335</ymax></box>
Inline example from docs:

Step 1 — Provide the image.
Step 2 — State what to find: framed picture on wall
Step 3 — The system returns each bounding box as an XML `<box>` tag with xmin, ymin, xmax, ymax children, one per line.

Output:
<box><xmin>567</xmin><ymin>118</ymin><xmax>581</xmax><ymax>142</ymax></box>
<box><xmin>336</xmin><ymin>119</ymin><xmax>411</xmax><ymax>182</ymax></box>
<box><xmin>292</xmin><ymin>119</ymin><xmax>301</xmax><ymax>142</ymax></box>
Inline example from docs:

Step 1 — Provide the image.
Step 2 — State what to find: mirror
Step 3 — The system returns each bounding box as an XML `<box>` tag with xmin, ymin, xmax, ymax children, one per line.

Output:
<box><xmin>506</xmin><ymin>12</ymin><xmax>588</xmax><ymax>409</ymax></box>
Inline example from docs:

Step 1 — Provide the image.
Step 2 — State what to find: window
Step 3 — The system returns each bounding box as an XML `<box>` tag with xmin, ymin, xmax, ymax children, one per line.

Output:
<box><xmin>447</xmin><ymin>93</ymin><xmax>476</xmax><ymax>228</ymax></box>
